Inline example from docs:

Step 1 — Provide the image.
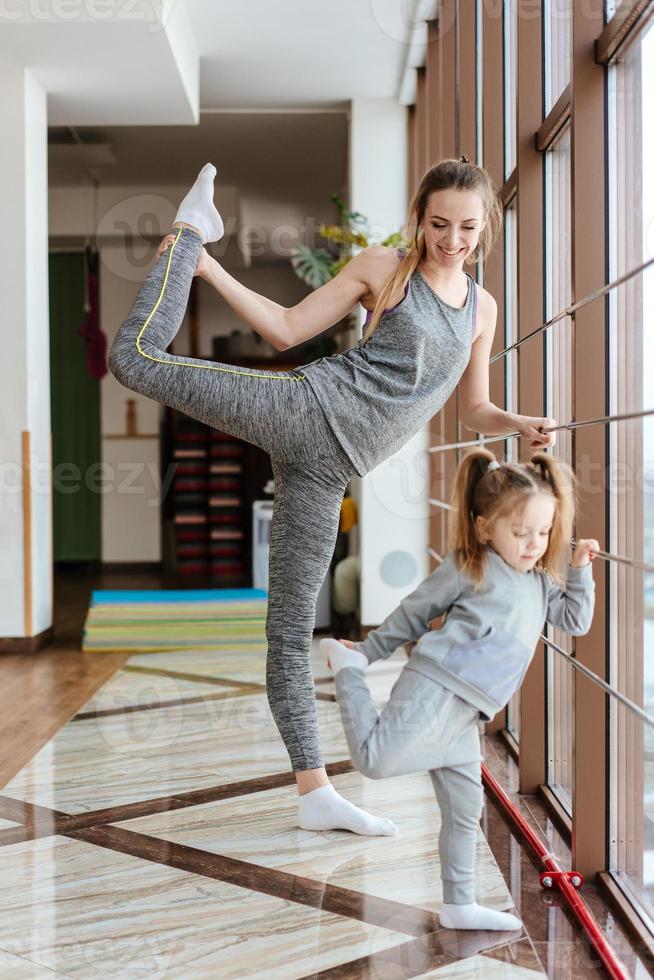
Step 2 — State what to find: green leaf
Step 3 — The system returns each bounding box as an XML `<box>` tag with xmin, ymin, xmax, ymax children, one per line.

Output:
<box><xmin>380</xmin><ymin>232</ymin><xmax>409</xmax><ymax>248</ymax></box>
<box><xmin>290</xmin><ymin>245</ymin><xmax>334</xmax><ymax>289</ymax></box>
<box><xmin>330</xmin><ymin>255</ymin><xmax>351</xmax><ymax>277</ymax></box>
<box><xmin>330</xmin><ymin>192</ymin><xmax>370</xmax><ymax>234</ymax></box>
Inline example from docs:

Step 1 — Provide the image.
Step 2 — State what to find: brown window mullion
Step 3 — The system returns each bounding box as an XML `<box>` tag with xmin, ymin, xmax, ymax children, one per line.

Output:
<box><xmin>595</xmin><ymin>0</ymin><xmax>654</xmax><ymax>65</ymax></box>
<box><xmin>535</xmin><ymin>83</ymin><xmax>571</xmax><ymax>153</ymax></box>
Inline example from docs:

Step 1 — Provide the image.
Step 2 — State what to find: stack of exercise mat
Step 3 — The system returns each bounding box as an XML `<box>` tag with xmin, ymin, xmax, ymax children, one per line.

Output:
<box><xmin>82</xmin><ymin>588</ymin><xmax>269</xmax><ymax>653</ymax></box>
<box><xmin>171</xmin><ymin>422</ymin><xmax>247</xmax><ymax>581</ymax></box>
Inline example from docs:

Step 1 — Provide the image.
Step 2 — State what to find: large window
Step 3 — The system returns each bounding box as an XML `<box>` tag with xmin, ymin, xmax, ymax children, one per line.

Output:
<box><xmin>543</xmin><ymin>0</ymin><xmax>572</xmax><ymax>112</ymax></box>
<box><xmin>420</xmin><ymin>0</ymin><xmax>654</xmax><ymax>951</ymax></box>
<box><xmin>476</xmin><ymin>0</ymin><xmax>484</xmax><ymax>167</ymax></box>
<box><xmin>504</xmin><ymin>197</ymin><xmax>520</xmax><ymax>738</ymax></box>
<box><xmin>503</xmin><ymin>0</ymin><xmax>517</xmax><ymax>179</ymax></box>
<box><xmin>607</xmin><ymin>15</ymin><xmax>654</xmax><ymax>922</ymax></box>
<box><xmin>544</xmin><ymin>125</ymin><xmax>574</xmax><ymax>810</ymax></box>
<box><xmin>503</xmin><ymin>199</ymin><xmax>518</xmax><ymax>457</ymax></box>
<box><xmin>605</xmin><ymin>0</ymin><xmax>628</xmax><ymax>18</ymax></box>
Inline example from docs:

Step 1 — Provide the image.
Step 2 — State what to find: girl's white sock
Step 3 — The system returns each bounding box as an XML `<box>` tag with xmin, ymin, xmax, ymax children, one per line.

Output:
<box><xmin>439</xmin><ymin>902</ymin><xmax>523</xmax><ymax>931</ymax></box>
<box><xmin>297</xmin><ymin>783</ymin><xmax>398</xmax><ymax>836</ymax></box>
<box><xmin>320</xmin><ymin>637</ymin><xmax>368</xmax><ymax>674</ymax></box>
<box><xmin>174</xmin><ymin>163</ymin><xmax>225</xmax><ymax>244</ymax></box>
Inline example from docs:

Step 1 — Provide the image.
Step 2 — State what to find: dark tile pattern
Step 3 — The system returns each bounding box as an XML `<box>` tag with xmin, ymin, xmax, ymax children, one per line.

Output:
<box><xmin>0</xmin><ymin>760</ymin><xmax>356</xmax><ymax>846</ymax></box>
<box><xmin>0</xmin><ymin>565</ymin><xmax>651</xmax><ymax>977</ymax></box>
<box><xmin>482</xmin><ymin>732</ymin><xmax>649</xmax><ymax>977</ymax></box>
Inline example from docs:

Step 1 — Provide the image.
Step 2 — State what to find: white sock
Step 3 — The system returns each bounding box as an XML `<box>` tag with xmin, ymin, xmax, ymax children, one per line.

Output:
<box><xmin>297</xmin><ymin>783</ymin><xmax>398</xmax><ymax>836</ymax></box>
<box><xmin>174</xmin><ymin>163</ymin><xmax>225</xmax><ymax>244</ymax></box>
<box><xmin>319</xmin><ymin>637</ymin><xmax>369</xmax><ymax>675</ymax></box>
<box><xmin>439</xmin><ymin>902</ymin><xmax>523</xmax><ymax>931</ymax></box>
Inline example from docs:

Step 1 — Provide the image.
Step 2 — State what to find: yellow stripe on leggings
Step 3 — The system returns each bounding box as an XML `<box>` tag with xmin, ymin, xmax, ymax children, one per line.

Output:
<box><xmin>135</xmin><ymin>227</ymin><xmax>306</xmax><ymax>381</ymax></box>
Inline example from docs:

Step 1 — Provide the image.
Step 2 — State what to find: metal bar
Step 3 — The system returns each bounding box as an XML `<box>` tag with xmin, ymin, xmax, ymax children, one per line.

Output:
<box><xmin>428</xmin><ymin>536</ymin><xmax>652</xmax><ymax>585</ymax></box>
<box><xmin>427</xmin><ymin>497</ymin><xmax>453</xmax><ymax>511</ymax></box>
<box><xmin>427</xmin><ymin>531</ymin><xmax>654</xmax><ymax>576</ymax></box>
<box><xmin>424</xmin><ymin>547</ymin><xmax>654</xmax><ymax>727</ymax></box>
<box><xmin>571</xmin><ymin>538</ymin><xmax>654</xmax><ymax>576</ymax></box>
<box><xmin>544</xmin><ymin>407</ymin><xmax>654</xmax><ymax>433</ymax></box>
<box><xmin>488</xmin><ymin>254</ymin><xmax>654</xmax><ymax>365</ymax></box>
<box><xmin>541</xmin><ymin>634</ymin><xmax>654</xmax><ymax>731</ymax></box>
<box><xmin>428</xmin><ymin>433</ymin><xmax>515</xmax><ymax>453</ymax></box>
<box><xmin>481</xmin><ymin>764</ymin><xmax>630</xmax><ymax>980</ymax></box>
<box><xmin>428</xmin><ymin>405</ymin><xmax>654</xmax><ymax>453</ymax></box>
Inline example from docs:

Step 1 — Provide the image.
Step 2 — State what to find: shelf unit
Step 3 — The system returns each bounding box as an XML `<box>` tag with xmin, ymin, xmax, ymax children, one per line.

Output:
<box><xmin>162</xmin><ymin>414</ymin><xmax>244</xmax><ymax>583</ymax></box>
<box><xmin>161</xmin><ymin>356</ymin><xmax>308</xmax><ymax>586</ymax></box>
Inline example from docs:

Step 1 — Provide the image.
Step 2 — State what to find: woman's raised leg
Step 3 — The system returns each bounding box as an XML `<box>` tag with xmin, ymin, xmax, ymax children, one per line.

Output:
<box><xmin>108</xmin><ymin>225</ymin><xmax>305</xmax><ymax>451</ymax></box>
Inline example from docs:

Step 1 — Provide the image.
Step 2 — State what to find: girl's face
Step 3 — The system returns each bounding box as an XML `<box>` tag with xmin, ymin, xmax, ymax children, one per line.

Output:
<box><xmin>477</xmin><ymin>493</ymin><xmax>557</xmax><ymax>573</ymax></box>
<box><xmin>419</xmin><ymin>189</ymin><xmax>486</xmax><ymax>268</ymax></box>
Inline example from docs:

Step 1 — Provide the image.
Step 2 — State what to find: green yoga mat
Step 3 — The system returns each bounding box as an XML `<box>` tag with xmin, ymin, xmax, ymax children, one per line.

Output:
<box><xmin>82</xmin><ymin>588</ymin><xmax>269</xmax><ymax>653</ymax></box>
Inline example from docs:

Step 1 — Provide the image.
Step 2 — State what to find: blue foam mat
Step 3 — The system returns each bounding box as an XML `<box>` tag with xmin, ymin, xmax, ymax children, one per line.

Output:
<box><xmin>91</xmin><ymin>588</ymin><xmax>268</xmax><ymax>604</ymax></box>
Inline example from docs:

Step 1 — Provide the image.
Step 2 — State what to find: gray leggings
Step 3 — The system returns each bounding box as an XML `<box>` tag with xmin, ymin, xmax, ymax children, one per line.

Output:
<box><xmin>334</xmin><ymin>664</ymin><xmax>484</xmax><ymax>904</ymax></box>
<box><xmin>108</xmin><ymin>226</ymin><xmax>358</xmax><ymax>771</ymax></box>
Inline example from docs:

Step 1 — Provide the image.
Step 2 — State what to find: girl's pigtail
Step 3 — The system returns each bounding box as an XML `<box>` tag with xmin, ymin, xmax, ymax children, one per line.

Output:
<box><xmin>529</xmin><ymin>452</ymin><xmax>577</xmax><ymax>584</ymax></box>
<box><xmin>447</xmin><ymin>448</ymin><xmax>500</xmax><ymax>586</ymax></box>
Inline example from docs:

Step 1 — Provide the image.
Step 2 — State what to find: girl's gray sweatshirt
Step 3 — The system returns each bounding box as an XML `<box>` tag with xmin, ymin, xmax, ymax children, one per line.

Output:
<box><xmin>355</xmin><ymin>546</ymin><xmax>595</xmax><ymax>721</ymax></box>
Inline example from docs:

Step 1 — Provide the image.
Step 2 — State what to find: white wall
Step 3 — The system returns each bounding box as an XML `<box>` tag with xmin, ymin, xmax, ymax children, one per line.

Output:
<box><xmin>49</xmin><ymin>182</ymin><xmax>334</xmax><ymax>561</ymax></box>
<box><xmin>348</xmin><ymin>98</ymin><xmax>431</xmax><ymax>627</ymax></box>
<box><xmin>0</xmin><ymin>65</ymin><xmax>51</xmax><ymax>639</ymax></box>
<box><xmin>99</xmin><ymin>249</ymin><xmax>314</xmax><ymax>562</ymax></box>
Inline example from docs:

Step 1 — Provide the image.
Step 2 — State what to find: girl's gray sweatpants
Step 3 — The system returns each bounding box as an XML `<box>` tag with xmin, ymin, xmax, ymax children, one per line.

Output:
<box><xmin>108</xmin><ymin>226</ymin><xmax>358</xmax><ymax>772</ymax></box>
<box><xmin>334</xmin><ymin>664</ymin><xmax>483</xmax><ymax>905</ymax></box>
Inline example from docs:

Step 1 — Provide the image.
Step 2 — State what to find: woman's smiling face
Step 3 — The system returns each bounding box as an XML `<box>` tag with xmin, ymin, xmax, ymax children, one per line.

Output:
<box><xmin>419</xmin><ymin>189</ymin><xmax>486</xmax><ymax>267</ymax></box>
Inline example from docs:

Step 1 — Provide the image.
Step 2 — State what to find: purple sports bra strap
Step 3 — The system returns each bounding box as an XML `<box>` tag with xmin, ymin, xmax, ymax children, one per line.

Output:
<box><xmin>472</xmin><ymin>279</ymin><xmax>478</xmax><ymax>333</ymax></box>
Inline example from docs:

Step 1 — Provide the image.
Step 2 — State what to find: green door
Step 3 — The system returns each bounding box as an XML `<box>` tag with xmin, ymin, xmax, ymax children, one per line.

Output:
<box><xmin>49</xmin><ymin>252</ymin><xmax>101</xmax><ymax>561</ymax></box>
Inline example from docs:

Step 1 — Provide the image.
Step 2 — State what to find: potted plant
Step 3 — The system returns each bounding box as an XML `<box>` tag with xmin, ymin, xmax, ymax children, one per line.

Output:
<box><xmin>289</xmin><ymin>194</ymin><xmax>407</xmax><ymax>358</ymax></box>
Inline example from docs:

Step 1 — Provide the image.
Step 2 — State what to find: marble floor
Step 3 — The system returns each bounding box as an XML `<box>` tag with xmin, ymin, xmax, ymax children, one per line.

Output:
<box><xmin>0</xmin><ymin>625</ymin><xmax>650</xmax><ymax>978</ymax></box>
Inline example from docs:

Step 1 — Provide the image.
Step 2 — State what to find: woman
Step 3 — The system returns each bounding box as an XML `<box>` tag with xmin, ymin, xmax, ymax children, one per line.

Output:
<box><xmin>108</xmin><ymin>157</ymin><xmax>556</xmax><ymax>836</ymax></box>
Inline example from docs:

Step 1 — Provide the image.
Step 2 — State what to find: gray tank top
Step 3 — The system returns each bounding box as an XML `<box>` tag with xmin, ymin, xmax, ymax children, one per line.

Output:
<box><xmin>295</xmin><ymin>258</ymin><xmax>478</xmax><ymax>477</ymax></box>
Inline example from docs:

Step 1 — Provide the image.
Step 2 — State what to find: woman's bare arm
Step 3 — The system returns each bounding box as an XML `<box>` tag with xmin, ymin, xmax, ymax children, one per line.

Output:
<box><xmin>199</xmin><ymin>247</ymin><xmax>384</xmax><ymax>352</ymax></box>
<box><xmin>458</xmin><ymin>289</ymin><xmax>557</xmax><ymax>448</ymax></box>
<box><xmin>281</xmin><ymin>248</ymin><xmax>381</xmax><ymax>350</ymax></box>
<box><xmin>457</xmin><ymin>292</ymin><xmax>502</xmax><ymax>429</ymax></box>
<box><xmin>199</xmin><ymin>255</ymin><xmax>291</xmax><ymax>351</ymax></box>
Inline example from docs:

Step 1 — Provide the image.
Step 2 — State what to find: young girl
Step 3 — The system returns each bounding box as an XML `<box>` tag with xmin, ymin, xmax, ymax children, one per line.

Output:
<box><xmin>108</xmin><ymin>159</ymin><xmax>557</xmax><ymax>838</ymax></box>
<box><xmin>321</xmin><ymin>448</ymin><xmax>598</xmax><ymax>931</ymax></box>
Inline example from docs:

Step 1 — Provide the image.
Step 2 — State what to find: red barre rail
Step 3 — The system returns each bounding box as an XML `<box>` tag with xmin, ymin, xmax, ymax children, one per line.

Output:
<box><xmin>481</xmin><ymin>763</ymin><xmax>629</xmax><ymax>980</ymax></box>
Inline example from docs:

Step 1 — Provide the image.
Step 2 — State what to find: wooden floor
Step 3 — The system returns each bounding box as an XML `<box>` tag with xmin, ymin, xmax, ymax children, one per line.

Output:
<box><xmin>0</xmin><ymin>563</ymin><xmax>649</xmax><ymax>978</ymax></box>
<box><xmin>0</xmin><ymin>562</ymin><xmax>183</xmax><ymax>786</ymax></box>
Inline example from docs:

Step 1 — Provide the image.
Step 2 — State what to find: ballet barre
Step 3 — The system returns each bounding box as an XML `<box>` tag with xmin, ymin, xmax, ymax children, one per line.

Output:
<box><xmin>489</xmin><ymin>253</ymin><xmax>654</xmax><ymax>365</ymax></box>
<box><xmin>540</xmin><ymin>633</ymin><xmax>654</xmax><ymax>732</ymax></box>
<box><xmin>427</xmin><ymin>248</ymin><xmax>654</xmax><ymax>455</ymax></box>
<box><xmin>428</xmin><ymin>500</ymin><xmax>652</xmax><ymax>576</ymax></box>
<box><xmin>423</xmin><ymin>542</ymin><xmax>654</xmax><ymax>730</ymax></box>
<box><xmin>570</xmin><ymin>538</ymin><xmax>654</xmax><ymax>576</ymax></box>
<box><xmin>427</xmin><ymin>405</ymin><xmax>654</xmax><ymax>455</ymax></box>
